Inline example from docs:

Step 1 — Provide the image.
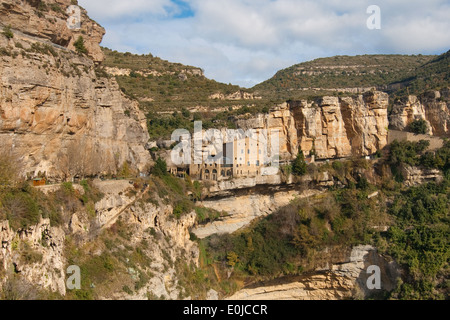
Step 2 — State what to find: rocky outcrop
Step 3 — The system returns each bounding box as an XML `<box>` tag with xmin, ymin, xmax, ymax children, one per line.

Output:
<box><xmin>105</xmin><ymin>66</ymin><xmax>204</xmax><ymax>79</ymax></box>
<box><xmin>0</xmin><ymin>1</ymin><xmax>151</xmax><ymax>179</ymax></box>
<box><xmin>401</xmin><ymin>165</ymin><xmax>444</xmax><ymax>187</ymax></box>
<box><xmin>0</xmin><ymin>218</ymin><xmax>67</xmax><ymax>295</ymax></box>
<box><xmin>389</xmin><ymin>88</ymin><xmax>450</xmax><ymax>137</ymax></box>
<box><xmin>193</xmin><ymin>188</ymin><xmax>323</xmax><ymax>239</ymax></box>
<box><xmin>0</xmin><ymin>0</ymin><xmax>105</xmax><ymax>63</ymax></box>
<box><xmin>227</xmin><ymin>245</ymin><xmax>401</xmax><ymax>300</ymax></box>
<box><xmin>227</xmin><ymin>272</ymin><xmax>355</xmax><ymax>300</ymax></box>
<box><xmin>292</xmin><ymin>91</ymin><xmax>389</xmax><ymax>159</ymax></box>
<box><xmin>209</xmin><ymin>90</ymin><xmax>261</xmax><ymax>101</ymax></box>
<box><xmin>0</xmin><ymin>180</ymin><xmax>199</xmax><ymax>299</ymax></box>
<box><xmin>236</xmin><ymin>91</ymin><xmax>388</xmax><ymax>161</ymax></box>
<box><xmin>236</xmin><ymin>103</ymin><xmax>299</xmax><ymax>161</ymax></box>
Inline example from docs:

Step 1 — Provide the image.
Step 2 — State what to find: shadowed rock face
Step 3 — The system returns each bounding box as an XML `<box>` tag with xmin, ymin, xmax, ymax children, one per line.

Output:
<box><xmin>227</xmin><ymin>245</ymin><xmax>401</xmax><ymax>300</ymax></box>
<box><xmin>389</xmin><ymin>88</ymin><xmax>450</xmax><ymax>137</ymax></box>
<box><xmin>0</xmin><ymin>0</ymin><xmax>151</xmax><ymax>179</ymax></box>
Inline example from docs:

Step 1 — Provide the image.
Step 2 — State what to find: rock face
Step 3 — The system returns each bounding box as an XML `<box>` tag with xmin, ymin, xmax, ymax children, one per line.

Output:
<box><xmin>236</xmin><ymin>91</ymin><xmax>389</xmax><ymax>161</ymax></box>
<box><xmin>114</xmin><ymin>199</ymin><xmax>199</xmax><ymax>300</ymax></box>
<box><xmin>292</xmin><ymin>91</ymin><xmax>389</xmax><ymax>159</ymax></box>
<box><xmin>389</xmin><ymin>89</ymin><xmax>450</xmax><ymax>137</ymax></box>
<box><xmin>0</xmin><ymin>0</ymin><xmax>105</xmax><ymax>63</ymax></box>
<box><xmin>401</xmin><ymin>165</ymin><xmax>444</xmax><ymax>187</ymax></box>
<box><xmin>209</xmin><ymin>90</ymin><xmax>261</xmax><ymax>100</ymax></box>
<box><xmin>0</xmin><ymin>218</ymin><xmax>67</xmax><ymax>295</ymax></box>
<box><xmin>236</xmin><ymin>103</ymin><xmax>299</xmax><ymax>161</ymax></box>
<box><xmin>227</xmin><ymin>245</ymin><xmax>401</xmax><ymax>300</ymax></box>
<box><xmin>0</xmin><ymin>180</ymin><xmax>199</xmax><ymax>299</ymax></box>
<box><xmin>0</xmin><ymin>0</ymin><xmax>151</xmax><ymax>179</ymax></box>
<box><xmin>193</xmin><ymin>188</ymin><xmax>323</xmax><ymax>239</ymax></box>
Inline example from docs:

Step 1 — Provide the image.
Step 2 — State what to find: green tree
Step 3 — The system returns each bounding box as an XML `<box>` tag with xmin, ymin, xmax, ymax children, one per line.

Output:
<box><xmin>292</xmin><ymin>151</ymin><xmax>307</xmax><ymax>176</ymax></box>
<box><xmin>409</xmin><ymin>119</ymin><xmax>428</xmax><ymax>135</ymax></box>
<box><xmin>74</xmin><ymin>36</ymin><xmax>87</xmax><ymax>54</ymax></box>
<box><xmin>181</xmin><ymin>108</ymin><xmax>191</xmax><ymax>119</ymax></box>
<box><xmin>152</xmin><ymin>157</ymin><xmax>168</xmax><ymax>177</ymax></box>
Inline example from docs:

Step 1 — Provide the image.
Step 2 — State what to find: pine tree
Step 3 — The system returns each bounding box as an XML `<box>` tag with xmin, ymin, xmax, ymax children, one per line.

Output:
<box><xmin>74</xmin><ymin>36</ymin><xmax>87</xmax><ymax>54</ymax></box>
<box><xmin>292</xmin><ymin>151</ymin><xmax>307</xmax><ymax>176</ymax></box>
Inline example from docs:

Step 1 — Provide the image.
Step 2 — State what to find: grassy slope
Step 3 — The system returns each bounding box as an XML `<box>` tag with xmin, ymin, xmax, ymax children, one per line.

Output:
<box><xmin>101</xmin><ymin>47</ymin><xmax>255</xmax><ymax>113</ymax></box>
<box><xmin>101</xmin><ymin>47</ymin><xmax>274</xmax><ymax>139</ymax></box>
<box><xmin>391</xmin><ymin>50</ymin><xmax>450</xmax><ymax>98</ymax></box>
<box><xmin>252</xmin><ymin>54</ymin><xmax>437</xmax><ymax>101</ymax></box>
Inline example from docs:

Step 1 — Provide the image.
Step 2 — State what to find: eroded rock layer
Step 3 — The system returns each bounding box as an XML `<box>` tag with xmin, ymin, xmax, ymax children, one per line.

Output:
<box><xmin>236</xmin><ymin>91</ymin><xmax>389</xmax><ymax>161</ymax></box>
<box><xmin>389</xmin><ymin>88</ymin><xmax>450</xmax><ymax>136</ymax></box>
<box><xmin>0</xmin><ymin>0</ymin><xmax>151</xmax><ymax>179</ymax></box>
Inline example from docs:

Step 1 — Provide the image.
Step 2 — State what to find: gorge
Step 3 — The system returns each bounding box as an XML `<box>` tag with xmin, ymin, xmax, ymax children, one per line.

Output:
<box><xmin>0</xmin><ymin>0</ymin><xmax>449</xmax><ymax>301</ymax></box>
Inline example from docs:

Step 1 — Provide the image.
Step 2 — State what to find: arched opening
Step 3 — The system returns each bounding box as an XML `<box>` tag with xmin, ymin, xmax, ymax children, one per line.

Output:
<box><xmin>212</xmin><ymin>169</ymin><xmax>218</xmax><ymax>181</ymax></box>
<box><xmin>204</xmin><ymin>169</ymin><xmax>210</xmax><ymax>180</ymax></box>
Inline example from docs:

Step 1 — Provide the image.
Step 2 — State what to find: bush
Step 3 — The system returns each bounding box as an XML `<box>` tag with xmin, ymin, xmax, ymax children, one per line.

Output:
<box><xmin>74</xmin><ymin>36</ymin><xmax>87</xmax><ymax>54</ymax></box>
<box><xmin>389</xmin><ymin>139</ymin><xmax>430</xmax><ymax>167</ymax></box>
<box><xmin>2</xmin><ymin>191</ymin><xmax>41</xmax><ymax>231</ymax></box>
<box><xmin>152</xmin><ymin>158</ymin><xmax>168</xmax><ymax>177</ymax></box>
<box><xmin>409</xmin><ymin>119</ymin><xmax>428</xmax><ymax>135</ymax></box>
<box><xmin>173</xmin><ymin>199</ymin><xmax>193</xmax><ymax>219</ymax></box>
<box><xmin>2</xmin><ymin>25</ymin><xmax>13</xmax><ymax>39</ymax></box>
<box><xmin>332</xmin><ymin>161</ymin><xmax>344</xmax><ymax>171</ymax></box>
<box><xmin>292</xmin><ymin>151</ymin><xmax>307</xmax><ymax>176</ymax></box>
<box><xmin>195</xmin><ymin>207</ymin><xmax>222</xmax><ymax>224</ymax></box>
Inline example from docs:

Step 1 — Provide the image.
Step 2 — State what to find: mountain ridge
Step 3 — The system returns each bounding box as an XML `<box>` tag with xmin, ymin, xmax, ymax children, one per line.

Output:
<box><xmin>251</xmin><ymin>53</ymin><xmax>445</xmax><ymax>101</ymax></box>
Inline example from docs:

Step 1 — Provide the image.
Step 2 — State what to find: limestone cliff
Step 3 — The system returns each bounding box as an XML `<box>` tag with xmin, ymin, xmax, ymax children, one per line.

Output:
<box><xmin>0</xmin><ymin>0</ymin><xmax>151</xmax><ymax>179</ymax></box>
<box><xmin>0</xmin><ymin>180</ymin><xmax>198</xmax><ymax>299</ymax></box>
<box><xmin>292</xmin><ymin>91</ymin><xmax>389</xmax><ymax>159</ymax></box>
<box><xmin>389</xmin><ymin>88</ymin><xmax>450</xmax><ymax>136</ymax></box>
<box><xmin>236</xmin><ymin>91</ymin><xmax>389</xmax><ymax>161</ymax></box>
<box><xmin>0</xmin><ymin>0</ymin><xmax>105</xmax><ymax>63</ymax></box>
<box><xmin>0</xmin><ymin>218</ymin><xmax>67</xmax><ymax>295</ymax></box>
<box><xmin>228</xmin><ymin>245</ymin><xmax>401</xmax><ymax>300</ymax></box>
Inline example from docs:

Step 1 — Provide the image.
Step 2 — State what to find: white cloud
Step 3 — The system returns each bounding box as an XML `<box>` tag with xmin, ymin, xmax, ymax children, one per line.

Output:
<box><xmin>79</xmin><ymin>0</ymin><xmax>174</xmax><ymax>21</ymax></box>
<box><xmin>78</xmin><ymin>0</ymin><xmax>450</xmax><ymax>87</ymax></box>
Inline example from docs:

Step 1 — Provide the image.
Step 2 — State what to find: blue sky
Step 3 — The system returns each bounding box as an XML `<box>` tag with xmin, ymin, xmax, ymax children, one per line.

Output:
<box><xmin>79</xmin><ymin>0</ymin><xmax>450</xmax><ymax>88</ymax></box>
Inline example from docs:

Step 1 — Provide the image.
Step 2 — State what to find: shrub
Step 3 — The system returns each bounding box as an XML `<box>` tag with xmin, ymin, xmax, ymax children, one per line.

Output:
<box><xmin>389</xmin><ymin>139</ymin><xmax>430</xmax><ymax>167</ymax></box>
<box><xmin>356</xmin><ymin>176</ymin><xmax>369</xmax><ymax>190</ymax></box>
<box><xmin>74</xmin><ymin>36</ymin><xmax>87</xmax><ymax>54</ymax></box>
<box><xmin>173</xmin><ymin>199</ymin><xmax>193</xmax><ymax>219</ymax></box>
<box><xmin>2</xmin><ymin>25</ymin><xmax>14</xmax><ymax>39</ymax></box>
<box><xmin>409</xmin><ymin>119</ymin><xmax>428</xmax><ymax>135</ymax></box>
<box><xmin>195</xmin><ymin>207</ymin><xmax>222</xmax><ymax>224</ymax></box>
<box><xmin>2</xmin><ymin>191</ymin><xmax>41</xmax><ymax>231</ymax></box>
<box><xmin>332</xmin><ymin>161</ymin><xmax>344</xmax><ymax>171</ymax></box>
<box><xmin>292</xmin><ymin>151</ymin><xmax>307</xmax><ymax>176</ymax></box>
<box><xmin>118</xmin><ymin>162</ymin><xmax>132</xmax><ymax>178</ymax></box>
<box><xmin>152</xmin><ymin>158</ymin><xmax>168</xmax><ymax>177</ymax></box>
